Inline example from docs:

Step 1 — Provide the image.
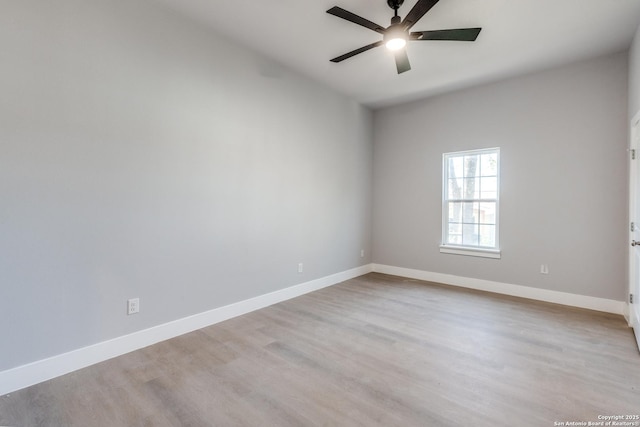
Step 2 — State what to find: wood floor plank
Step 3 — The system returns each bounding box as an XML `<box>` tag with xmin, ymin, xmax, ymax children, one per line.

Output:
<box><xmin>1</xmin><ymin>273</ymin><xmax>638</xmax><ymax>426</ymax></box>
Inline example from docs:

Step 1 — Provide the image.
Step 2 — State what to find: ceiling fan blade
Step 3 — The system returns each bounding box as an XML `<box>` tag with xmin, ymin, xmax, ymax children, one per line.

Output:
<box><xmin>326</xmin><ymin>6</ymin><xmax>386</xmax><ymax>34</ymax></box>
<box><xmin>330</xmin><ymin>41</ymin><xmax>384</xmax><ymax>63</ymax></box>
<box><xmin>411</xmin><ymin>28</ymin><xmax>482</xmax><ymax>41</ymax></box>
<box><xmin>401</xmin><ymin>0</ymin><xmax>440</xmax><ymax>31</ymax></box>
<box><xmin>394</xmin><ymin>49</ymin><xmax>411</xmax><ymax>74</ymax></box>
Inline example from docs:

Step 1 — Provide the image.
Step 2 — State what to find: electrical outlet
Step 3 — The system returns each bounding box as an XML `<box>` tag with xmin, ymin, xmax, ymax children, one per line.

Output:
<box><xmin>540</xmin><ymin>264</ymin><xmax>549</xmax><ymax>275</ymax></box>
<box><xmin>360</xmin><ymin>249</ymin><xmax>365</xmax><ymax>258</ymax></box>
<box><xmin>298</xmin><ymin>263</ymin><xmax>304</xmax><ymax>273</ymax></box>
<box><xmin>127</xmin><ymin>298</ymin><xmax>140</xmax><ymax>315</ymax></box>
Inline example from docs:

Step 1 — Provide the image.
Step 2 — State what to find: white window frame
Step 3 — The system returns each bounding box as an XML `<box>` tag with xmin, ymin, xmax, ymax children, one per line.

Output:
<box><xmin>440</xmin><ymin>147</ymin><xmax>501</xmax><ymax>259</ymax></box>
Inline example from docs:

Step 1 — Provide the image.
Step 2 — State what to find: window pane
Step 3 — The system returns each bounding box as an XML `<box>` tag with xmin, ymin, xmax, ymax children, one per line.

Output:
<box><xmin>463</xmin><ymin>177</ymin><xmax>479</xmax><ymax>199</ymax></box>
<box><xmin>462</xmin><ymin>202</ymin><xmax>477</xmax><ymax>223</ymax></box>
<box><xmin>447</xmin><ymin>223</ymin><xmax>462</xmax><ymax>244</ymax></box>
<box><xmin>462</xmin><ymin>224</ymin><xmax>479</xmax><ymax>246</ymax></box>
<box><xmin>464</xmin><ymin>155</ymin><xmax>480</xmax><ymax>178</ymax></box>
<box><xmin>480</xmin><ymin>177</ymin><xmax>497</xmax><ymax>199</ymax></box>
<box><xmin>448</xmin><ymin>178</ymin><xmax>463</xmax><ymax>199</ymax></box>
<box><xmin>479</xmin><ymin>202</ymin><xmax>496</xmax><ymax>225</ymax></box>
<box><xmin>481</xmin><ymin>153</ymin><xmax>498</xmax><ymax>176</ymax></box>
<box><xmin>447</xmin><ymin>235</ymin><xmax>462</xmax><ymax>245</ymax></box>
<box><xmin>448</xmin><ymin>201</ymin><xmax>462</xmax><ymax>222</ymax></box>
<box><xmin>479</xmin><ymin>225</ymin><xmax>496</xmax><ymax>247</ymax></box>
<box><xmin>448</xmin><ymin>156</ymin><xmax>463</xmax><ymax>180</ymax></box>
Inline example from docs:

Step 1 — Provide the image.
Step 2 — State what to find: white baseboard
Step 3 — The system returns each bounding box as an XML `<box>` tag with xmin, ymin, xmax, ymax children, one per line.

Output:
<box><xmin>3</xmin><ymin>263</ymin><xmax>624</xmax><ymax>396</ymax></box>
<box><xmin>0</xmin><ymin>264</ymin><xmax>373</xmax><ymax>396</ymax></box>
<box><xmin>373</xmin><ymin>264</ymin><xmax>626</xmax><ymax>315</ymax></box>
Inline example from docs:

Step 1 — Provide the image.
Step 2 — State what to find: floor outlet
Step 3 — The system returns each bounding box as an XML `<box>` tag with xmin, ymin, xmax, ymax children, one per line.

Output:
<box><xmin>127</xmin><ymin>298</ymin><xmax>140</xmax><ymax>315</ymax></box>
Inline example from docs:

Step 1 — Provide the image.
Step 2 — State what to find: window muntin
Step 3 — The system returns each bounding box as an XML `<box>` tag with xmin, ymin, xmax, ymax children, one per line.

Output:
<box><xmin>442</xmin><ymin>148</ymin><xmax>500</xmax><ymax>254</ymax></box>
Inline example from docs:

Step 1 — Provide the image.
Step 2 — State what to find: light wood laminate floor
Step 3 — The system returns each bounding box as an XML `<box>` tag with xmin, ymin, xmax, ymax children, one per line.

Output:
<box><xmin>1</xmin><ymin>273</ymin><xmax>639</xmax><ymax>426</ymax></box>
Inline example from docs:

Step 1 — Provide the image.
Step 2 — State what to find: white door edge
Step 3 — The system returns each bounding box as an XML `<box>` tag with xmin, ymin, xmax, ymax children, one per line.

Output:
<box><xmin>628</xmin><ymin>110</ymin><xmax>640</xmax><ymax>351</ymax></box>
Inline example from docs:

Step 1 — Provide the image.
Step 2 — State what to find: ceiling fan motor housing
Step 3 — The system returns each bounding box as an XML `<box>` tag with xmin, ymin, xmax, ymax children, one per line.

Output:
<box><xmin>387</xmin><ymin>0</ymin><xmax>404</xmax><ymax>10</ymax></box>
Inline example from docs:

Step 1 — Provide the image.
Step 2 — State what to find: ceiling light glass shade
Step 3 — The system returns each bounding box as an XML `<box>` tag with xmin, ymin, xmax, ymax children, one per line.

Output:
<box><xmin>385</xmin><ymin>37</ymin><xmax>406</xmax><ymax>51</ymax></box>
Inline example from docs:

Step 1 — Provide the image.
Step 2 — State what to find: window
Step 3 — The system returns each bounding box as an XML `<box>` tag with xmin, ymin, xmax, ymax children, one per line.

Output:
<box><xmin>441</xmin><ymin>148</ymin><xmax>500</xmax><ymax>258</ymax></box>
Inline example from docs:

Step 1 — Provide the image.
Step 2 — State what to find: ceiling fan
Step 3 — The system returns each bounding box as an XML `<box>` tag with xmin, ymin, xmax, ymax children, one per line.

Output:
<box><xmin>327</xmin><ymin>0</ymin><xmax>482</xmax><ymax>74</ymax></box>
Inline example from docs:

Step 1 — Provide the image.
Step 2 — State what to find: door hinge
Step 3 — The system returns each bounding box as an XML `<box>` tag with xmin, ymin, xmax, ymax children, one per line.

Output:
<box><xmin>631</xmin><ymin>294</ymin><xmax>635</xmax><ymax>304</ymax></box>
<box><xmin>632</xmin><ymin>149</ymin><xmax>637</xmax><ymax>160</ymax></box>
<box><xmin>632</xmin><ymin>222</ymin><xmax>636</xmax><ymax>232</ymax></box>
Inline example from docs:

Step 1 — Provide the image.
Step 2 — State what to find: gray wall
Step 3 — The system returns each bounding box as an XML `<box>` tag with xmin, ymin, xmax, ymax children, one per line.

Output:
<box><xmin>0</xmin><ymin>0</ymin><xmax>372</xmax><ymax>371</ymax></box>
<box><xmin>372</xmin><ymin>52</ymin><xmax>629</xmax><ymax>301</ymax></box>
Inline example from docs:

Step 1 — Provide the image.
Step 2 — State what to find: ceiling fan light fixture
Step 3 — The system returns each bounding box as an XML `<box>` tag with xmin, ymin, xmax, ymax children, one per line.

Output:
<box><xmin>385</xmin><ymin>37</ymin><xmax>406</xmax><ymax>51</ymax></box>
<box><xmin>384</xmin><ymin>25</ymin><xmax>407</xmax><ymax>51</ymax></box>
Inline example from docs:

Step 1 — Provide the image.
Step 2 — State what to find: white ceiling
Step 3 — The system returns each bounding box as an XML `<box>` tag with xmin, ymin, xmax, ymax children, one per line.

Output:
<box><xmin>155</xmin><ymin>0</ymin><xmax>640</xmax><ymax>109</ymax></box>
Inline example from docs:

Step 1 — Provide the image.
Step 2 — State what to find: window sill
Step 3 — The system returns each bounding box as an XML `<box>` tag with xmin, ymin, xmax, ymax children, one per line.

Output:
<box><xmin>439</xmin><ymin>245</ymin><xmax>501</xmax><ymax>259</ymax></box>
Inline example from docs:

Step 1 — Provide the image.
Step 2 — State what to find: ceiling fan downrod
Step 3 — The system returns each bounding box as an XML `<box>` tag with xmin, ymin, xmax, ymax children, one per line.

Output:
<box><xmin>387</xmin><ymin>0</ymin><xmax>403</xmax><ymax>22</ymax></box>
